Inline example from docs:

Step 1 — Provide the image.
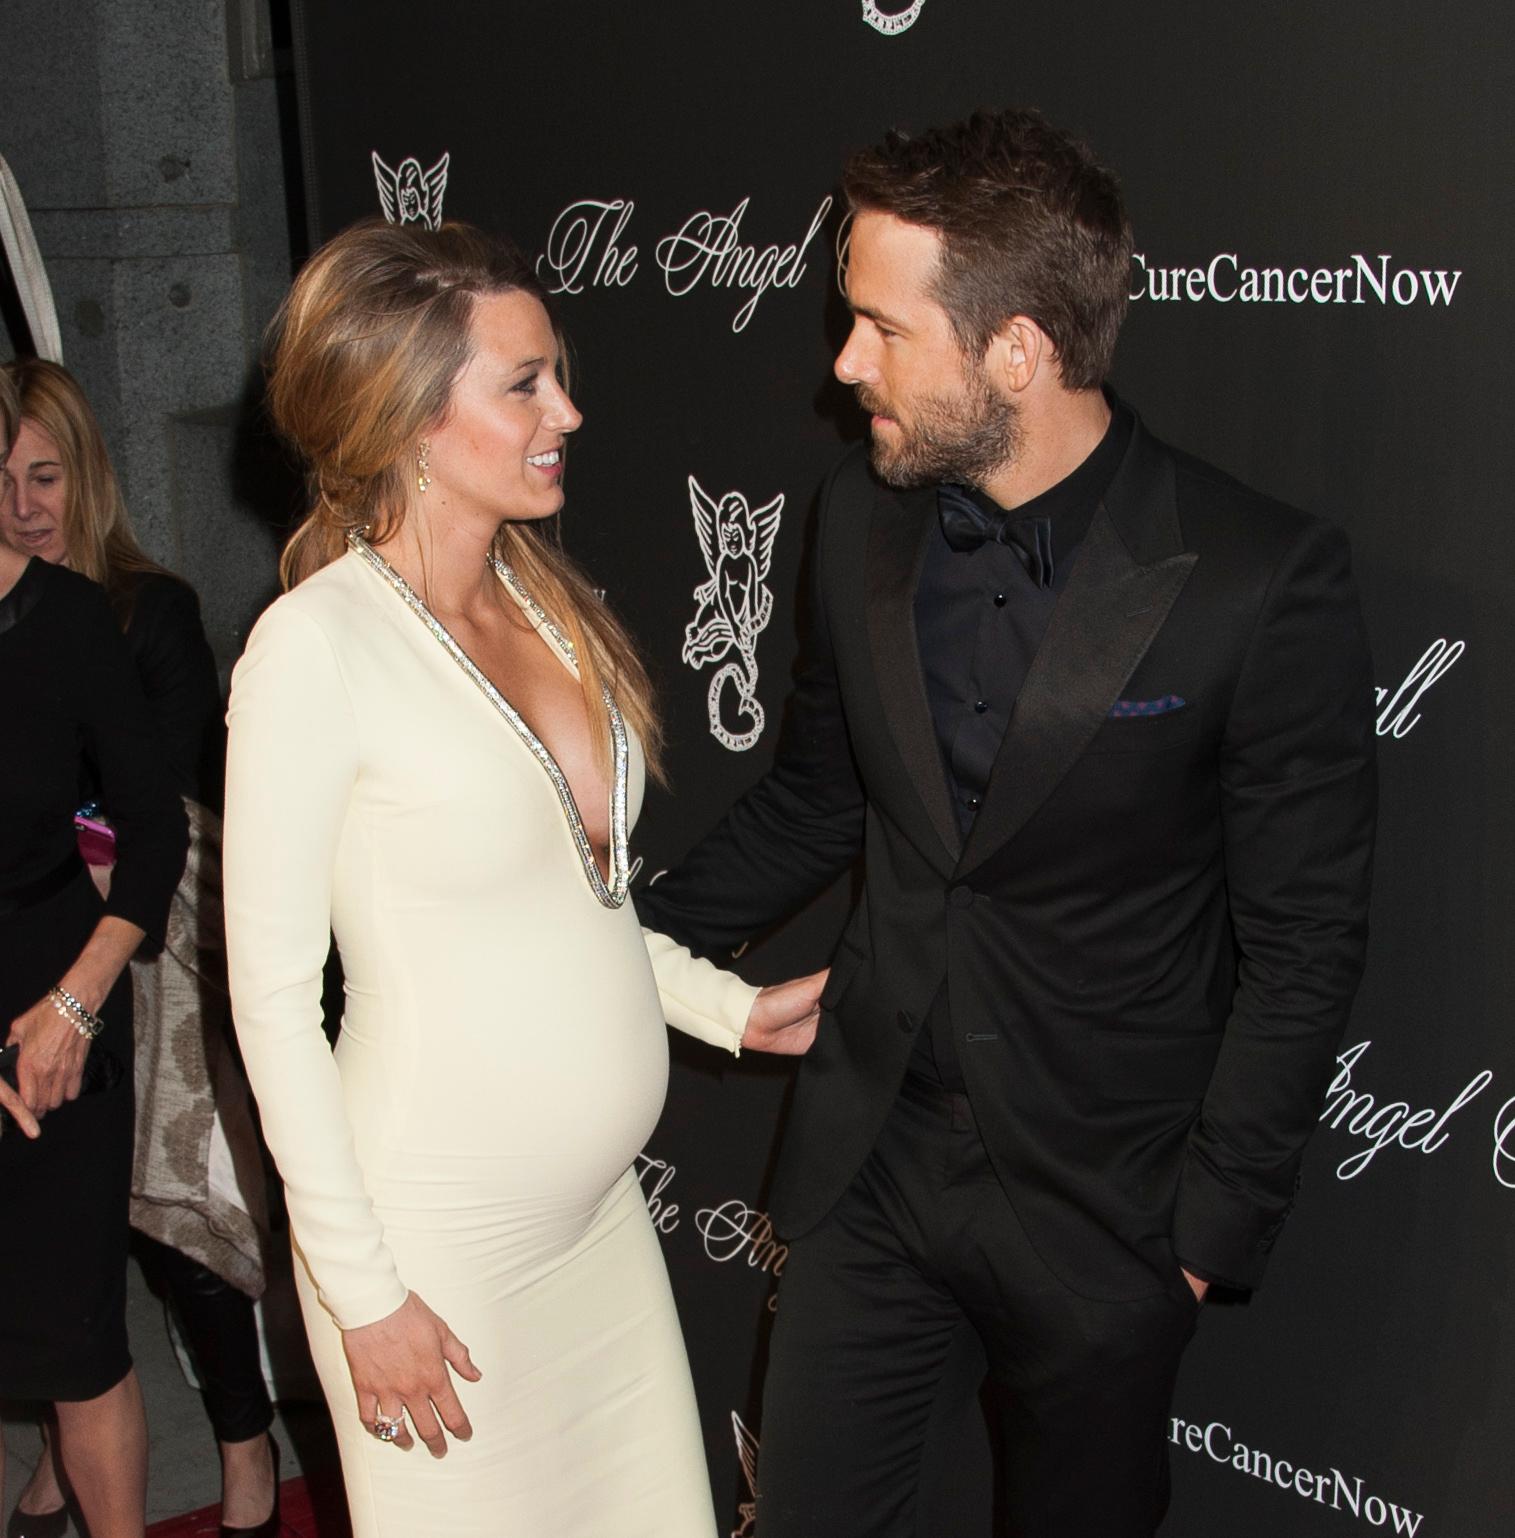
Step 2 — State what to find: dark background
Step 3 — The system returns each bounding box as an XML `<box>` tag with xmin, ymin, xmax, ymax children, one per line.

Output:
<box><xmin>291</xmin><ymin>4</ymin><xmax>1513</xmax><ymax>1533</ymax></box>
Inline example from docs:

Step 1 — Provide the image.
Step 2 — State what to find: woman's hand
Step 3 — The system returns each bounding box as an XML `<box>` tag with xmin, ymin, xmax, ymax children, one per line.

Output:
<box><xmin>5</xmin><ymin>994</ymin><xmax>90</xmax><ymax>1120</ymax></box>
<box><xmin>742</xmin><ymin>969</ymin><xmax>829</xmax><ymax>1055</ymax></box>
<box><xmin>342</xmin><ymin>1291</ymin><xmax>482</xmax><ymax>1457</ymax></box>
<box><xmin>0</xmin><ymin>916</ymin><xmax>144</xmax><ymax>1139</ymax></box>
<box><xmin>0</xmin><ymin>1054</ymin><xmax>41</xmax><ymax>1140</ymax></box>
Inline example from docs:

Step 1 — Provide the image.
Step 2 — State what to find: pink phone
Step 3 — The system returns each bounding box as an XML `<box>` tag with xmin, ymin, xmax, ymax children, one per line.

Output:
<box><xmin>74</xmin><ymin>810</ymin><xmax>117</xmax><ymax>868</ymax></box>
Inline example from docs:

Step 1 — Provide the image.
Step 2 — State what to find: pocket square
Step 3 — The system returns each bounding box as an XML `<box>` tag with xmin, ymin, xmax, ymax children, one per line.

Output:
<box><xmin>1109</xmin><ymin>695</ymin><xmax>1186</xmax><ymax>718</ymax></box>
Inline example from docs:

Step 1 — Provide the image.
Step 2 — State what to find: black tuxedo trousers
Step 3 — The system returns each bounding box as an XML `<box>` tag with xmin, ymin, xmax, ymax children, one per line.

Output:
<box><xmin>640</xmin><ymin>416</ymin><xmax>1376</xmax><ymax>1532</ymax></box>
<box><xmin>757</xmin><ymin>1077</ymin><xmax>1199</xmax><ymax>1536</ymax></box>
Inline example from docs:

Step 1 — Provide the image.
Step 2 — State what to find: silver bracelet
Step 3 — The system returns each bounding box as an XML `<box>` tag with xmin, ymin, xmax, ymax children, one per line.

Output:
<box><xmin>48</xmin><ymin>986</ymin><xmax>105</xmax><ymax>1041</ymax></box>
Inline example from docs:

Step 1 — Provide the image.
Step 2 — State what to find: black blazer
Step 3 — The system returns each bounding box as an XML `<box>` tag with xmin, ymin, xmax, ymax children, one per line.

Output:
<box><xmin>640</xmin><ymin>413</ymin><xmax>1377</xmax><ymax>1301</ymax></box>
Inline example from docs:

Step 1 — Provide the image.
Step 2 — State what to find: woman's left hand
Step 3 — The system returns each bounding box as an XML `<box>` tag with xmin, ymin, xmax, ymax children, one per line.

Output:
<box><xmin>6</xmin><ymin>995</ymin><xmax>91</xmax><ymax>1117</ymax></box>
<box><xmin>0</xmin><ymin>1068</ymin><xmax>41</xmax><ymax>1139</ymax></box>
<box><xmin>742</xmin><ymin>969</ymin><xmax>829</xmax><ymax>1055</ymax></box>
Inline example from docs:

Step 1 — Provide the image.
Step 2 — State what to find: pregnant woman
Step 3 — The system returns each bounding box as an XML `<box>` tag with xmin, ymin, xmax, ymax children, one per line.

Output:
<box><xmin>222</xmin><ymin>219</ymin><xmax>822</xmax><ymax>1537</ymax></box>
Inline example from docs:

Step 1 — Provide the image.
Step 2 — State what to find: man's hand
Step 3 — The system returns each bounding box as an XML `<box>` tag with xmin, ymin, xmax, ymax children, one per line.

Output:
<box><xmin>1182</xmin><ymin>1268</ymin><xmax>1209</xmax><ymax>1304</ymax></box>
<box><xmin>741</xmin><ymin>969</ymin><xmax>828</xmax><ymax>1055</ymax></box>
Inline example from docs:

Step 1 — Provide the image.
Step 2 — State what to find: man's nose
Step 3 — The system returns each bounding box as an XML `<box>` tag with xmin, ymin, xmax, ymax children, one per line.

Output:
<box><xmin>834</xmin><ymin>326</ymin><xmax>876</xmax><ymax>387</ymax></box>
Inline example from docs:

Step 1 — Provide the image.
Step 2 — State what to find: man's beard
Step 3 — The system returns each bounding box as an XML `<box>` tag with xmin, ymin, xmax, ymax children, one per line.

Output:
<box><xmin>859</xmin><ymin>367</ymin><xmax>1020</xmax><ymax>490</ymax></box>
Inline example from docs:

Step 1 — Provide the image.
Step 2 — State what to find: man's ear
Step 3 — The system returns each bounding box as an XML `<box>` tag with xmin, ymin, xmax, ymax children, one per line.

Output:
<box><xmin>982</xmin><ymin>315</ymin><xmax>1049</xmax><ymax>395</ymax></box>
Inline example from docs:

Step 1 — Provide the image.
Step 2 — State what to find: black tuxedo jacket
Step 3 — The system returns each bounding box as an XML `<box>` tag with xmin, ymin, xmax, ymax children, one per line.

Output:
<box><xmin>640</xmin><ymin>413</ymin><xmax>1376</xmax><ymax>1300</ymax></box>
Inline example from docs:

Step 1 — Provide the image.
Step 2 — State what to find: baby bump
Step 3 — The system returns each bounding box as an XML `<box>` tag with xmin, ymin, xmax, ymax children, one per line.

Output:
<box><xmin>335</xmin><ymin>931</ymin><xmax>673</xmax><ymax>1212</ymax></box>
<box><xmin>335</xmin><ymin>1010</ymin><xmax>667</xmax><ymax>1288</ymax></box>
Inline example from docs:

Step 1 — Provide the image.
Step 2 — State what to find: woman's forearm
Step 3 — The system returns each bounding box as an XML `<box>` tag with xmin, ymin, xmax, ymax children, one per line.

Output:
<box><xmin>55</xmin><ymin>915</ymin><xmax>146</xmax><ymax>1016</ymax></box>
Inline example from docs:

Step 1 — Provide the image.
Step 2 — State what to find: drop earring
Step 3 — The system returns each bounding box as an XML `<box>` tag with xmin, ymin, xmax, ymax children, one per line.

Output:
<box><xmin>416</xmin><ymin>439</ymin><xmax>432</xmax><ymax>494</ymax></box>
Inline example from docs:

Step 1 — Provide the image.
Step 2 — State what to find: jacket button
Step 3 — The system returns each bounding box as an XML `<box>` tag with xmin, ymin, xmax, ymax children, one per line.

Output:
<box><xmin>949</xmin><ymin>885</ymin><xmax>974</xmax><ymax>909</ymax></box>
<box><xmin>896</xmin><ymin>1010</ymin><xmax>914</xmax><ymax>1034</ymax></box>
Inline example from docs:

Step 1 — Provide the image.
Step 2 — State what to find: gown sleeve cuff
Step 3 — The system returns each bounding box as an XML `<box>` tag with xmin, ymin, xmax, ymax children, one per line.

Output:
<box><xmin>641</xmin><ymin>927</ymin><xmax>759</xmax><ymax>1057</ymax></box>
<box><xmin>313</xmin><ymin>1264</ymin><xmax>411</xmax><ymax>1334</ymax></box>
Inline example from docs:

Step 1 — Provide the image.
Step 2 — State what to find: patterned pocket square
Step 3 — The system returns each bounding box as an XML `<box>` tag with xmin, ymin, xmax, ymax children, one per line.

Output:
<box><xmin>1109</xmin><ymin>695</ymin><xmax>1187</xmax><ymax>718</ymax></box>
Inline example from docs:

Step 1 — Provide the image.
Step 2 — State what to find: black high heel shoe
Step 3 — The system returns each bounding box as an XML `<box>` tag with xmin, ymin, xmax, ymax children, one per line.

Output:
<box><xmin>5</xmin><ymin>1503</ymin><xmax>69</xmax><ymax>1538</ymax></box>
<box><xmin>219</xmin><ymin>1433</ymin><xmax>282</xmax><ymax>1538</ymax></box>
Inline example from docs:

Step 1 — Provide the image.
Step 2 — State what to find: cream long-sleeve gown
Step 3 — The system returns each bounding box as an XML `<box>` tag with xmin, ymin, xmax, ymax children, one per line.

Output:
<box><xmin>223</xmin><ymin>542</ymin><xmax>757</xmax><ymax>1538</ymax></box>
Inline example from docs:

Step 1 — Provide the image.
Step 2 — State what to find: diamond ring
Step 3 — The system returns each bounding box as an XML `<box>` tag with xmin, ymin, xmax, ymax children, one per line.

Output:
<box><xmin>372</xmin><ymin>1411</ymin><xmax>404</xmax><ymax>1443</ymax></box>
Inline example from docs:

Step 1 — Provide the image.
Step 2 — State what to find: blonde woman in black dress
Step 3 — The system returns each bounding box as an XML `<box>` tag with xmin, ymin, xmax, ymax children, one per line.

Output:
<box><xmin>1</xmin><ymin>358</ymin><xmax>278</xmax><ymax>1538</ymax></box>
<box><xmin>0</xmin><ymin>371</ymin><xmax>187</xmax><ymax>1538</ymax></box>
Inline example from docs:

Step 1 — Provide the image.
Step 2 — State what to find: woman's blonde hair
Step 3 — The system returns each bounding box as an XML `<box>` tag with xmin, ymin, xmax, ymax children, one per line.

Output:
<box><xmin>0</xmin><ymin>366</ymin><xmax>16</xmax><ymax>454</ymax></box>
<box><xmin>1</xmin><ymin>357</ymin><xmax>168</xmax><ymax>622</ymax></box>
<box><xmin>266</xmin><ymin>218</ymin><xmax>662</xmax><ymax>776</ymax></box>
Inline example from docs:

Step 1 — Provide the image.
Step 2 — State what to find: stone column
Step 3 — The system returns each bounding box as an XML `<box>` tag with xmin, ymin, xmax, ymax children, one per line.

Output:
<box><xmin>1</xmin><ymin>0</ymin><xmax>299</xmax><ymax>668</ymax></box>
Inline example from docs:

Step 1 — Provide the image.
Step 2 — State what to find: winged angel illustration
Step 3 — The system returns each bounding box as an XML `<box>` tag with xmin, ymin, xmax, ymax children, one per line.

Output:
<box><xmin>682</xmin><ymin>476</ymin><xmax>783</xmax><ymax>752</ymax></box>
<box><xmin>731</xmin><ymin>1411</ymin><xmax>759</xmax><ymax>1538</ymax></box>
<box><xmin>371</xmin><ymin>150</ymin><xmax>450</xmax><ymax>231</ymax></box>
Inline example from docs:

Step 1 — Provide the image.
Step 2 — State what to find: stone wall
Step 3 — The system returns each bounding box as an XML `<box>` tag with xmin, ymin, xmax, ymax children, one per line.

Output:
<box><xmin>0</xmin><ymin>0</ymin><xmax>302</xmax><ymax>670</ymax></box>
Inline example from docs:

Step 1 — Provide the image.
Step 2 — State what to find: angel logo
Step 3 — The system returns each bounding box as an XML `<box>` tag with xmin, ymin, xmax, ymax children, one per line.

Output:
<box><xmin>682</xmin><ymin>476</ymin><xmax>783</xmax><ymax>752</ymax></box>
<box><xmin>371</xmin><ymin>151</ymin><xmax>450</xmax><ymax>231</ymax></box>
<box><xmin>861</xmin><ymin>0</ymin><xmax>927</xmax><ymax>34</ymax></box>
<box><xmin>730</xmin><ymin>1411</ymin><xmax>759</xmax><ymax>1538</ymax></box>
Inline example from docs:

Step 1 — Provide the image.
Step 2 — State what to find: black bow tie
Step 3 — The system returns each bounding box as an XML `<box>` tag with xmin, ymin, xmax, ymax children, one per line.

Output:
<box><xmin>937</xmin><ymin>485</ymin><xmax>1055</xmax><ymax>588</ymax></box>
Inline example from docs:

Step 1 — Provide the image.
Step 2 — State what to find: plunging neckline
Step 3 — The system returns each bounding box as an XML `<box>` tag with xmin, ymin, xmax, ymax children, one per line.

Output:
<box><xmin>347</xmin><ymin>534</ymin><xmax>630</xmax><ymax>910</ymax></box>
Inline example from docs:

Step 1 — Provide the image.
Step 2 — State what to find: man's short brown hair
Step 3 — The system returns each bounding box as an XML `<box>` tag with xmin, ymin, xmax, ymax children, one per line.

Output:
<box><xmin>842</xmin><ymin>108</ymin><xmax>1132</xmax><ymax>389</ymax></box>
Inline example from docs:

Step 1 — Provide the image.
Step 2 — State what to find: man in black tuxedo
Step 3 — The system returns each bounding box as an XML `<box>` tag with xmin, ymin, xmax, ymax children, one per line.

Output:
<box><xmin>639</xmin><ymin>108</ymin><xmax>1376</xmax><ymax>1537</ymax></box>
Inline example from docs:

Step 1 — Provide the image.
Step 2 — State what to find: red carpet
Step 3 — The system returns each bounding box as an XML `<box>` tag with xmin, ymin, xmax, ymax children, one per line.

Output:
<box><xmin>145</xmin><ymin>1473</ymin><xmax>351</xmax><ymax>1538</ymax></box>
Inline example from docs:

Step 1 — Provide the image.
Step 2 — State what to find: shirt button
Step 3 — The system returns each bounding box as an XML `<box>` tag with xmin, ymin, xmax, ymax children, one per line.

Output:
<box><xmin>974</xmin><ymin>699</ymin><xmax>988</xmax><ymax>714</ymax></box>
<box><xmin>993</xmin><ymin>592</ymin><xmax>1007</xmax><ymax>607</ymax></box>
<box><xmin>949</xmin><ymin>885</ymin><xmax>974</xmax><ymax>909</ymax></box>
<box><xmin>967</xmin><ymin>796</ymin><xmax>981</xmax><ymax>809</ymax></box>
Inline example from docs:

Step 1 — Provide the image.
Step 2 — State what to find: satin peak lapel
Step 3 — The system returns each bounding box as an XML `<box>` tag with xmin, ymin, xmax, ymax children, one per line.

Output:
<box><xmin>956</xmin><ymin>506</ymin><xmax>1197</xmax><ymax>876</ymax></box>
<box><xmin>865</xmin><ymin>483</ymin><xmax>961</xmax><ymax>869</ymax></box>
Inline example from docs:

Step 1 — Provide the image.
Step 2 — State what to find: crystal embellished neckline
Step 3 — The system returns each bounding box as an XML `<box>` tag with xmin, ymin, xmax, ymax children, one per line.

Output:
<box><xmin>347</xmin><ymin>533</ymin><xmax>630</xmax><ymax>909</ymax></box>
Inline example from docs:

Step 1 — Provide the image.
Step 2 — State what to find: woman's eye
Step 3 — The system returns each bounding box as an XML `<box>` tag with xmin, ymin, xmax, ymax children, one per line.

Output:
<box><xmin>510</xmin><ymin>376</ymin><xmax>538</xmax><ymax>396</ymax></box>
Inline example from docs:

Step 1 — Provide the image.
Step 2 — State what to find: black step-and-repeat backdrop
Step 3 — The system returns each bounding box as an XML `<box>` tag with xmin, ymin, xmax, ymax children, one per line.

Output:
<box><xmin>288</xmin><ymin>4</ymin><xmax>1513</xmax><ymax>1533</ymax></box>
